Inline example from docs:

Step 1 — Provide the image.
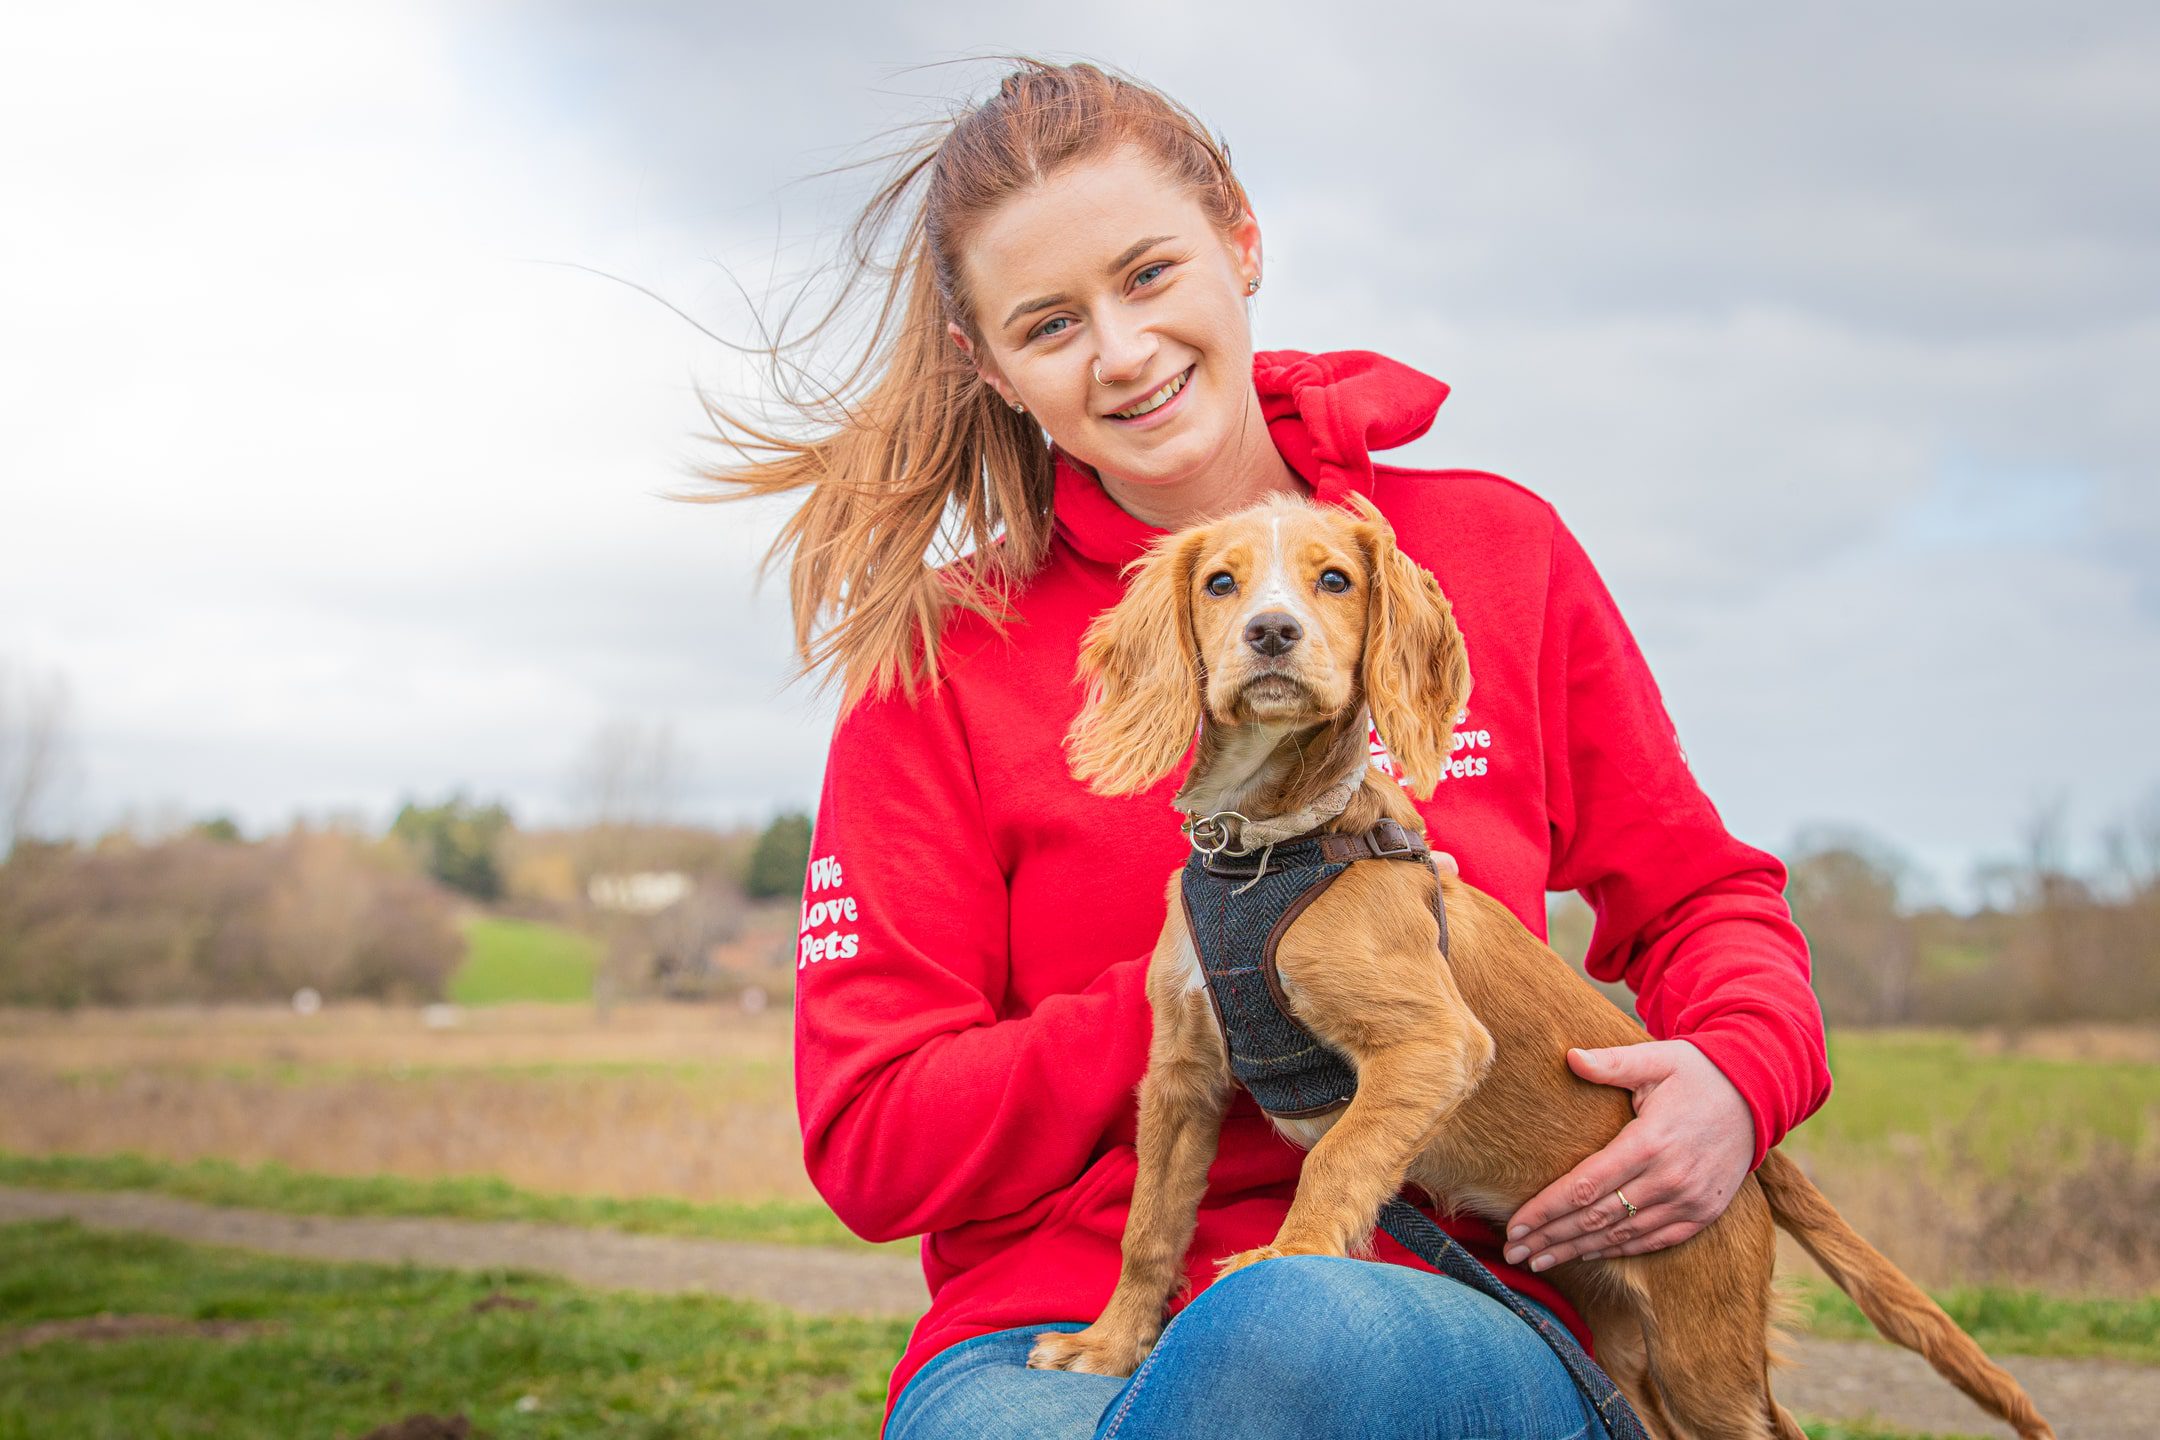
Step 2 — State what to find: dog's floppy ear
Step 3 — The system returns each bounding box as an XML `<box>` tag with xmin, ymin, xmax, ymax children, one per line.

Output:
<box><xmin>1066</xmin><ymin>528</ymin><xmax>1206</xmax><ymax>795</ymax></box>
<box><xmin>1349</xmin><ymin>493</ymin><xmax>1470</xmax><ymax>800</ymax></box>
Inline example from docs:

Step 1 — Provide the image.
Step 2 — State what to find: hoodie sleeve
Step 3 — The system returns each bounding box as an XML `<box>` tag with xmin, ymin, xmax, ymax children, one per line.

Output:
<box><xmin>1537</xmin><ymin>513</ymin><xmax>1831</xmax><ymax>1166</ymax></box>
<box><xmin>791</xmin><ymin>670</ymin><xmax>1153</xmax><ymax>1243</ymax></box>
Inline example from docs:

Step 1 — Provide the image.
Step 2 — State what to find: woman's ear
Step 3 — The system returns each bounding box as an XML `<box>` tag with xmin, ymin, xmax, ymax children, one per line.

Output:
<box><xmin>947</xmin><ymin>322</ymin><xmax>1014</xmax><ymax>408</ymax></box>
<box><xmin>1350</xmin><ymin>493</ymin><xmax>1470</xmax><ymax>800</ymax></box>
<box><xmin>1065</xmin><ymin>529</ymin><xmax>1205</xmax><ymax>795</ymax></box>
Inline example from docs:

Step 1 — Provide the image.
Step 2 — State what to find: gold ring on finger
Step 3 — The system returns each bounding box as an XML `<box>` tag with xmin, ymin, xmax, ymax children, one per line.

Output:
<box><xmin>1615</xmin><ymin>1188</ymin><xmax>1638</xmax><ymax>1219</ymax></box>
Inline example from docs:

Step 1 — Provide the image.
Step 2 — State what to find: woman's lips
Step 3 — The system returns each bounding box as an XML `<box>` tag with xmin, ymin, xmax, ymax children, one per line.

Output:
<box><xmin>1106</xmin><ymin>364</ymin><xmax>1196</xmax><ymax>428</ymax></box>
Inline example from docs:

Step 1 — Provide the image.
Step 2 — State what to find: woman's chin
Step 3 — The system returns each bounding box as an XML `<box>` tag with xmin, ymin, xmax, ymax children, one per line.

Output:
<box><xmin>1087</xmin><ymin>420</ymin><xmax>1222</xmax><ymax>491</ymax></box>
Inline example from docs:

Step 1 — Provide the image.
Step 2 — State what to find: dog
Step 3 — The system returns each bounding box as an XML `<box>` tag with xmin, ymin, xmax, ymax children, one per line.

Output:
<box><xmin>1025</xmin><ymin>491</ymin><xmax>2053</xmax><ymax>1440</ymax></box>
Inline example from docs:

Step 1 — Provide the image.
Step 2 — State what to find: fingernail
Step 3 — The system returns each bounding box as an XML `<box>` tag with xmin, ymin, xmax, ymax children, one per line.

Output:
<box><xmin>1505</xmin><ymin>1245</ymin><xmax>1527</xmax><ymax>1264</ymax></box>
<box><xmin>1507</xmin><ymin>1225</ymin><xmax>1527</xmax><ymax>1241</ymax></box>
<box><xmin>1582</xmin><ymin>1250</ymin><xmax>1605</xmax><ymax>1262</ymax></box>
<box><xmin>1530</xmin><ymin>1254</ymin><xmax>1553</xmax><ymax>1273</ymax></box>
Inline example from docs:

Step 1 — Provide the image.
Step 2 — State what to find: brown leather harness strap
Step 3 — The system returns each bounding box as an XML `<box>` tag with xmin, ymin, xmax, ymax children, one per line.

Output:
<box><xmin>1207</xmin><ymin>815</ymin><xmax>1452</xmax><ymax>960</ymax></box>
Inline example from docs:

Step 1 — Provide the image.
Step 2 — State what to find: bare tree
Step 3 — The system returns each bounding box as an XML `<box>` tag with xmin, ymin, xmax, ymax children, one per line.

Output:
<box><xmin>564</xmin><ymin>717</ymin><xmax>692</xmax><ymax>1018</ymax></box>
<box><xmin>2014</xmin><ymin>791</ymin><xmax>2090</xmax><ymax>1026</ymax></box>
<box><xmin>567</xmin><ymin>717</ymin><xmax>687</xmax><ymax>833</ymax></box>
<box><xmin>0</xmin><ymin>659</ymin><xmax>78</xmax><ymax>861</ymax></box>
<box><xmin>1786</xmin><ymin>824</ymin><xmax>1916</xmax><ymax>1025</ymax></box>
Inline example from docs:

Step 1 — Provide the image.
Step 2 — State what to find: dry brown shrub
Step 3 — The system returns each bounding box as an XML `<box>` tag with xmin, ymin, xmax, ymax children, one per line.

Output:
<box><xmin>0</xmin><ymin>831</ymin><xmax>460</xmax><ymax>1006</ymax></box>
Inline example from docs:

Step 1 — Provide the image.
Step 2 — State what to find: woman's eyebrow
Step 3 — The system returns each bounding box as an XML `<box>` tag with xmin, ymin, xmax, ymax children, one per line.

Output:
<box><xmin>1001</xmin><ymin>234</ymin><xmax>1179</xmax><ymax>330</ymax></box>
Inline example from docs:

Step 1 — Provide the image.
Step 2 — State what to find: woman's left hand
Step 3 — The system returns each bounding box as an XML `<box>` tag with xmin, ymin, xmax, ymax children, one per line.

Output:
<box><xmin>1502</xmin><ymin>1039</ymin><xmax>1755</xmax><ymax>1271</ymax></box>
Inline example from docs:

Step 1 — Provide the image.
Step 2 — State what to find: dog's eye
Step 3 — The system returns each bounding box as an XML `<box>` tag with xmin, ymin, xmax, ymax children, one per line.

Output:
<box><xmin>1205</xmin><ymin>572</ymin><xmax>1237</xmax><ymax>597</ymax></box>
<box><xmin>1318</xmin><ymin>569</ymin><xmax>1352</xmax><ymax>594</ymax></box>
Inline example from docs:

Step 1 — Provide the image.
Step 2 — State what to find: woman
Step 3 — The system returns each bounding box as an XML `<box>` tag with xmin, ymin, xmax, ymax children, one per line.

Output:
<box><xmin>696</xmin><ymin>58</ymin><xmax>1829</xmax><ymax>1439</ymax></box>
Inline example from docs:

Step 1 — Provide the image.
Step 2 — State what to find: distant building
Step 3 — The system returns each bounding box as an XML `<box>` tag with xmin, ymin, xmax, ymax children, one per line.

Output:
<box><xmin>586</xmin><ymin>870</ymin><xmax>692</xmax><ymax>915</ymax></box>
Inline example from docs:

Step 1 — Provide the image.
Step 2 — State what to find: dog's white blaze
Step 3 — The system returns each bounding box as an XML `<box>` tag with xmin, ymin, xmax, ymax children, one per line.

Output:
<box><xmin>1243</xmin><ymin>514</ymin><xmax>1316</xmax><ymax>631</ymax></box>
<box><xmin>1269</xmin><ymin>1109</ymin><xmax>1341</xmax><ymax>1150</ymax></box>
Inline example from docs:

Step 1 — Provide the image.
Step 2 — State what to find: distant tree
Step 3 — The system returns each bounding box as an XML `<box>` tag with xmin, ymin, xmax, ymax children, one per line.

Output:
<box><xmin>746</xmin><ymin>812</ymin><xmax>812</xmax><ymax>899</ymax></box>
<box><xmin>193</xmin><ymin>814</ymin><xmax>244</xmax><ymax>843</ymax></box>
<box><xmin>564</xmin><ymin>718</ymin><xmax>697</xmax><ymax>1019</ymax></box>
<box><xmin>568</xmin><ymin>718</ymin><xmax>686</xmax><ymax>834</ymax></box>
<box><xmin>1785</xmin><ymin>825</ymin><xmax>1916</xmax><ymax>1025</ymax></box>
<box><xmin>0</xmin><ymin>659</ymin><xmax>77</xmax><ymax>862</ymax></box>
<box><xmin>390</xmin><ymin>792</ymin><xmax>513</xmax><ymax>901</ymax></box>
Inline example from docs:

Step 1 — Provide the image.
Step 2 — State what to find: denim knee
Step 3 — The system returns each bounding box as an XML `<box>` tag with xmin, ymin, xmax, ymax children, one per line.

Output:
<box><xmin>1096</xmin><ymin>1255</ymin><xmax>1596</xmax><ymax>1440</ymax></box>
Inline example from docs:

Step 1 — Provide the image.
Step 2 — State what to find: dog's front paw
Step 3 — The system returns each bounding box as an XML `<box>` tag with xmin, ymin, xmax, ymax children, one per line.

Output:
<box><xmin>1212</xmin><ymin>1244</ymin><xmax>1289</xmax><ymax>1279</ymax></box>
<box><xmin>1027</xmin><ymin>1324</ymin><xmax>1155</xmax><ymax>1377</ymax></box>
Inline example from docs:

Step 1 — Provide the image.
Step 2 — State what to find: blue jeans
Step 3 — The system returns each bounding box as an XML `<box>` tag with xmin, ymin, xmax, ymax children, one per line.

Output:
<box><xmin>886</xmin><ymin>1255</ymin><xmax>1611</xmax><ymax>1439</ymax></box>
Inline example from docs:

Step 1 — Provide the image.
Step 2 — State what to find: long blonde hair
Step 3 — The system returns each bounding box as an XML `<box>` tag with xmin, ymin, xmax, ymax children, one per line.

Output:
<box><xmin>680</xmin><ymin>57</ymin><xmax>1252</xmax><ymax>714</ymax></box>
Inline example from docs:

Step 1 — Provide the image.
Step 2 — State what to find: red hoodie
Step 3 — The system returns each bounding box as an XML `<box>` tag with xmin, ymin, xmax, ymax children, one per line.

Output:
<box><xmin>793</xmin><ymin>349</ymin><xmax>1831</xmax><ymax>1424</ymax></box>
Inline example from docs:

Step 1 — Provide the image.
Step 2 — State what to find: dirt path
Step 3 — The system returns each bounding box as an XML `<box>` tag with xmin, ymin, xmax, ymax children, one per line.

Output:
<box><xmin>5</xmin><ymin>1185</ymin><xmax>2147</xmax><ymax>1438</ymax></box>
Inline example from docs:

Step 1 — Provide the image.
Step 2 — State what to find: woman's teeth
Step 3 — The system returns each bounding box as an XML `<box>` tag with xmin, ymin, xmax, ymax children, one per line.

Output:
<box><xmin>1111</xmin><ymin>367</ymin><xmax>1190</xmax><ymax>419</ymax></box>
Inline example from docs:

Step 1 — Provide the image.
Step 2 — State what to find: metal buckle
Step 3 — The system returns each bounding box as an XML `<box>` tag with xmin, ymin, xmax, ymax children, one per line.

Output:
<box><xmin>1368</xmin><ymin>818</ymin><xmax>1418</xmax><ymax>859</ymax></box>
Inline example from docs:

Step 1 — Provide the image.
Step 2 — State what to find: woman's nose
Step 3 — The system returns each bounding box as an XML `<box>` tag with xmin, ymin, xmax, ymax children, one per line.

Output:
<box><xmin>1092</xmin><ymin>310</ymin><xmax>1157</xmax><ymax>386</ymax></box>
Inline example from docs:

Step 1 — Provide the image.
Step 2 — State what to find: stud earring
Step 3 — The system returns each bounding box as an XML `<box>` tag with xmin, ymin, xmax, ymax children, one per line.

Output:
<box><xmin>1246</xmin><ymin>276</ymin><xmax>1261</xmax><ymax>294</ymax></box>
<box><xmin>1010</xmin><ymin>399</ymin><xmax>1025</xmax><ymax>414</ymax></box>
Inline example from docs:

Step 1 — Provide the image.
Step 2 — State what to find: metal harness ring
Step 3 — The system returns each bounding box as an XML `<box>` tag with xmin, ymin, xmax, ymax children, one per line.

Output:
<box><xmin>1183</xmin><ymin>810</ymin><xmax>1250</xmax><ymax>856</ymax></box>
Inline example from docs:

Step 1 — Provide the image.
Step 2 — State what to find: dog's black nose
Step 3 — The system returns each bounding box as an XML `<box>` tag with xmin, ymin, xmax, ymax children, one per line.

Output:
<box><xmin>1243</xmin><ymin>611</ymin><xmax>1303</xmax><ymax>657</ymax></box>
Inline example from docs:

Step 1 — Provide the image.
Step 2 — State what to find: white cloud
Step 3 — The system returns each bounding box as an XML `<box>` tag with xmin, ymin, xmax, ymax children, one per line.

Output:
<box><xmin>4</xmin><ymin>1</ymin><xmax>2155</xmax><ymax>898</ymax></box>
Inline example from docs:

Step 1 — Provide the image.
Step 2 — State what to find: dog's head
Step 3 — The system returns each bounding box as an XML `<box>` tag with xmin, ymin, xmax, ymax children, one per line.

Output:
<box><xmin>1066</xmin><ymin>491</ymin><xmax>1470</xmax><ymax>799</ymax></box>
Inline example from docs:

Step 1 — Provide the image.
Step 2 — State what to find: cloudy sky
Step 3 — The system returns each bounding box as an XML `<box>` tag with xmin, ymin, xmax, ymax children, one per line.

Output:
<box><xmin>5</xmin><ymin>2</ymin><xmax>2155</xmax><ymax>903</ymax></box>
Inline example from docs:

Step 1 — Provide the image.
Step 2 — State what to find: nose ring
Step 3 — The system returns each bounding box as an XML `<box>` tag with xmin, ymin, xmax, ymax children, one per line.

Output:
<box><xmin>1093</xmin><ymin>360</ymin><xmax>1111</xmax><ymax>386</ymax></box>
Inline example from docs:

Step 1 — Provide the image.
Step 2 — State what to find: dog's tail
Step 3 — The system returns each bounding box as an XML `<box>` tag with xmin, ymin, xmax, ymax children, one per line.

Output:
<box><xmin>1755</xmin><ymin>1150</ymin><xmax>2055</xmax><ymax>1440</ymax></box>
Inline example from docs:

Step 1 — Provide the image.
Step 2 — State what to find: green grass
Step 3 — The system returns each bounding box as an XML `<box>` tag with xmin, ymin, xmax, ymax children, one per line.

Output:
<box><xmin>0</xmin><ymin>1220</ymin><xmax>1977</xmax><ymax>1440</ymax></box>
<box><xmin>0</xmin><ymin>1152</ymin><xmax>895</xmax><ymax>1253</ymax></box>
<box><xmin>1809</xmin><ymin>1030</ymin><xmax>2160</xmax><ymax>1172</ymax></box>
<box><xmin>0</xmin><ymin>1218</ymin><xmax>906</xmax><ymax>1440</ymax></box>
<box><xmin>1792</xmin><ymin>1272</ymin><xmax>2160</xmax><ymax>1365</ymax></box>
<box><xmin>449</xmin><ymin>916</ymin><xmax>599</xmax><ymax>1005</ymax></box>
<box><xmin>4</xmin><ymin>1150</ymin><xmax>2142</xmax><ymax>1365</ymax></box>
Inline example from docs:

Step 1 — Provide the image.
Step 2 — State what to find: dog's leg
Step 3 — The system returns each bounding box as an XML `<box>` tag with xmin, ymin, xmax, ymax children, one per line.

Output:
<box><xmin>1029</xmin><ymin>907</ymin><xmax>1231</xmax><ymax>1377</ymax></box>
<box><xmin>1556</xmin><ymin>1271</ymin><xmax>1678</xmax><ymax>1440</ymax></box>
<box><xmin>1215</xmin><ymin>1039</ymin><xmax>1480</xmax><ymax>1273</ymax></box>
<box><xmin>1615</xmin><ymin>1180</ymin><xmax>1785</xmax><ymax>1440</ymax></box>
<box><xmin>1220</xmin><ymin>865</ymin><xmax>1495</xmax><ymax>1273</ymax></box>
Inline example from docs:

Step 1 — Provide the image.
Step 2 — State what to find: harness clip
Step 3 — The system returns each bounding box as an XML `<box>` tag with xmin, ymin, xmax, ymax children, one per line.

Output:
<box><xmin>1183</xmin><ymin>810</ymin><xmax>1250</xmax><ymax>857</ymax></box>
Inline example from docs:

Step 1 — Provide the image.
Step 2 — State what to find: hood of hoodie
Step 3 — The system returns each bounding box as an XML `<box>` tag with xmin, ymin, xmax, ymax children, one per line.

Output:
<box><xmin>1049</xmin><ymin>348</ymin><xmax>1451</xmax><ymax>568</ymax></box>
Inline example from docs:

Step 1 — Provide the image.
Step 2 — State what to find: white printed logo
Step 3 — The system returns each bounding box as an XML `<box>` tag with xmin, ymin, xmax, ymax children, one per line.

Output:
<box><xmin>1369</xmin><ymin>707</ymin><xmax>1494</xmax><ymax>786</ymax></box>
<box><xmin>799</xmin><ymin>853</ymin><xmax>861</xmax><ymax>969</ymax></box>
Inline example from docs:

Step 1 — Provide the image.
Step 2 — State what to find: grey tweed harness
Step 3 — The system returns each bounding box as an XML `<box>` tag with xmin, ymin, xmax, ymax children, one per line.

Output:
<box><xmin>1177</xmin><ymin>816</ymin><xmax>1448</xmax><ymax>1119</ymax></box>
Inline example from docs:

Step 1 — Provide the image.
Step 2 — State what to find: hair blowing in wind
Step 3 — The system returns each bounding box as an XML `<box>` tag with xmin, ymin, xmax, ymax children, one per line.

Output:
<box><xmin>678</xmin><ymin>57</ymin><xmax>1251</xmax><ymax>714</ymax></box>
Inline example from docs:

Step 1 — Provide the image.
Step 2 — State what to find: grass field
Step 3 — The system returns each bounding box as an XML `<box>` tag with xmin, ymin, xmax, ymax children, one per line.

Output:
<box><xmin>1809</xmin><ymin>1029</ymin><xmax>2160</xmax><ymax>1166</ymax></box>
<box><xmin>1</xmin><ymin>1004</ymin><xmax>2152</xmax><ymax>1295</ymax></box>
<box><xmin>0</xmin><ymin>1219</ymin><xmax>1977</xmax><ymax>1440</ymax></box>
<box><xmin>4</xmin><ymin>1148</ymin><xmax>2150</xmax><ymax>1370</ymax></box>
<box><xmin>0</xmin><ymin>1219</ymin><xmax>902</xmax><ymax>1440</ymax></box>
<box><xmin>1777</xmin><ymin>1027</ymin><xmax>2160</xmax><ymax>1296</ymax></box>
<box><xmin>448</xmin><ymin>916</ymin><xmax>599</xmax><ymax>1005</ymax></box>
<box><xmin>0</xmin><ymin>1152</ymin><xmax>881</xmax><ymax>1251</ymax></box>
<box><xmin>0</xmin><ymin>1004</ymin><xmax>808</xmax><ymax>1206</ymax></box>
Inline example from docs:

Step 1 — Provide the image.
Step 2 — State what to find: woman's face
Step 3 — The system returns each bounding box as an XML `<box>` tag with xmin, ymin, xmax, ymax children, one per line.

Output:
<box><xmin>949</xmin><ymin>145</ymin><xmax>1264</xmax><ymax>499</ymax></box>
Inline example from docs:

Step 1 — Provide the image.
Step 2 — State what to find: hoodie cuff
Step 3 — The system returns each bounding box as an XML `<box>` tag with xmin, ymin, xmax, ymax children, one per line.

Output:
<box><xmin>1682</xmin><ymin>1017</ymin><xmax>1831</xmax><ymax>1170</ymax></box>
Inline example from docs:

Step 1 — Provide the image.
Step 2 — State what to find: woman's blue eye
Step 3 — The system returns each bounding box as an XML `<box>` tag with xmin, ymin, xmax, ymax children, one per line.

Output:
<box><xmin>1135</xmin><ymin>262</ymin><xmax>1168</xmax><ymax>287</ymax></box>
<box><xmin>1032</xmin><ymin>316</ymin><xmax>1070</xmax><ymax>341</ymax></box>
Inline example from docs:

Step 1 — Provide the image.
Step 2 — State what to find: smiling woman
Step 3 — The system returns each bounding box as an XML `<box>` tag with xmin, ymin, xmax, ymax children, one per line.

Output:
<box><xmin>944</xmin><ymin>152</ymin><xmax>1297</xmax><ymax>530</ymax></box>
<box><xmin>685</xmin><ymin>55</ymin><xmax>1829</xmax><ymax>1440</ymax></box>
<box><xmin>681</xmin><ymin>59</ymin><xmax>1289</xmax><ymax>711</ymax></box>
